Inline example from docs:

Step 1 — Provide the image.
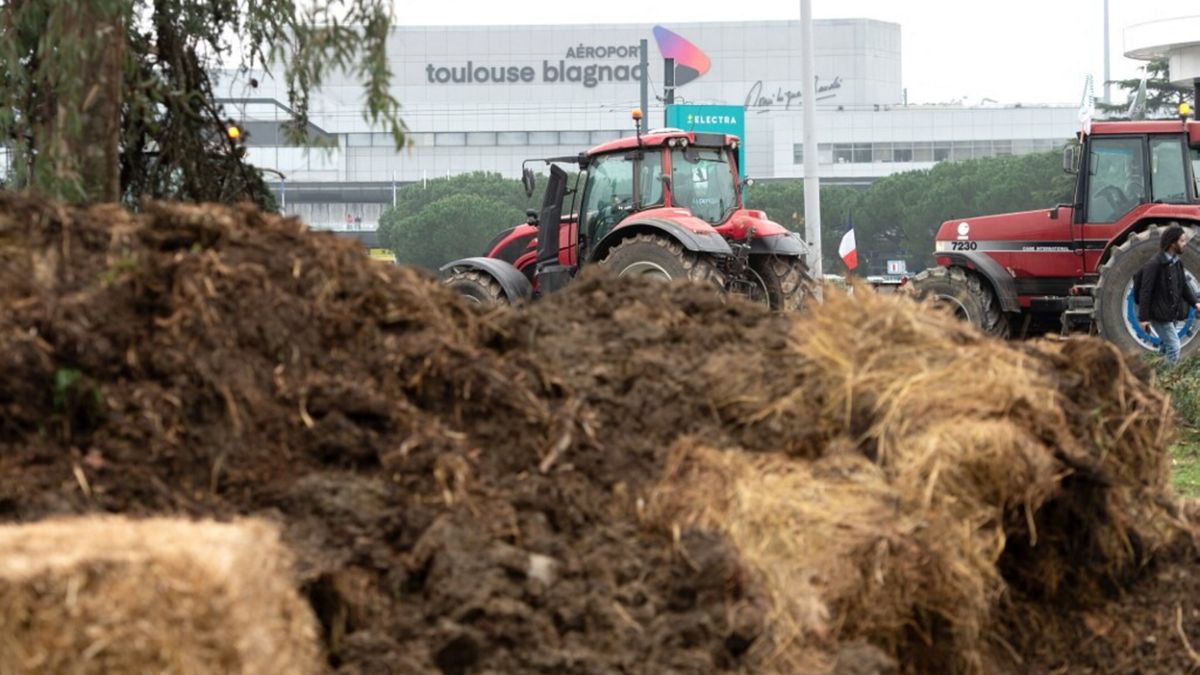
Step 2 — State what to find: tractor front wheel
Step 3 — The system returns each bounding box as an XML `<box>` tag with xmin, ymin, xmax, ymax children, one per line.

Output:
<box><xmin>1095</xmin><ymin>223</ymin><xmax>1200</xmax><ymax>358</ymax></box>
<box><xmin>910</xmin><ymin>266</ymin><xmax>1009</xmax><ymax>337</ymax></box>
<box><xmin>599</xmin><ymin>233</ymin><xmax>725</xmax><ymax>288</ymax></box>
<box><xmin>444</xmin><ymin>269</ymin><xmax>508</xmax><ymax>305</ymax></box>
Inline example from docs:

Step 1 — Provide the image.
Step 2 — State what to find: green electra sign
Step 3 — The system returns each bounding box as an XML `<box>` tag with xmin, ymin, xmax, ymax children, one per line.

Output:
<box><xmin>665</xmin><ymin>104</ymin><xmax>746</xmax><ymax>177</ymax></box>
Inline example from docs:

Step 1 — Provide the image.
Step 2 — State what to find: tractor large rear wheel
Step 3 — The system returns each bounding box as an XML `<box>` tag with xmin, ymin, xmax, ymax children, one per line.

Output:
<box><xmin>444</xmin><ymin>269</ymin><xmax>508</xmax><ymax>305</ymax></box>
<box><xmin>600</xmin><ymin>233</ymin><xmax>725</xmax><ymax>288</ymax></box>
<box><xmin>747</xmin><ymin>254</ymin><xmax>813</xmax><ymax>311</ymax></box>
<box><xmin>910</xmin><ymin>266</ymin><xmax>1009</xmax><ymax>337</ymax></box>
<box><xmin>1095</xmin><ymin>223</ymin><xmax>1200</xmax><ymax>358</ymax></box>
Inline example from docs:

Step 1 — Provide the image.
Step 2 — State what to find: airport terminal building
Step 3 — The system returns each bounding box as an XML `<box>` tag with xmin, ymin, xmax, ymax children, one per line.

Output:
<box><xmin>225</xmin><ymin>19</ymin><xmax>1079</xmax><ymax>229</ymax></box>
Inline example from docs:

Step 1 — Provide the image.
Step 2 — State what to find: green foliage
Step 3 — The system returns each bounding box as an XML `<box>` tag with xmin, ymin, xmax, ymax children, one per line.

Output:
<box><xmin>1170</xmin><ymin>429</ymin><xmax>1200</xmax><ymax>497</ymax></box>
<box><xmin>745</xmin><ymin>151</ymin><xmax>1075</xmax><ymax>273</ymax></box>
<box><xmin>53</xmin><ymin>369</ymin><xmax>84</xmax><ymax>412</ymax></box>
<box><xmin>100</xmin><ymin>253</ymin><xmax>138</xmax><ymax>285</ymax></box>
<box><xmin>379</xmin><ymin>153</ymin><xmax>1075</xmax><ymax>275</ymax></box>
<box><xmin>51</xmin><ymin>367</ymin><xmax>104</xmax><ymax>434</ymax></box>
<box><xmin>1160</xmin><ymin>357</ymin><xmax>1200</xmax><ymax>428</ymax></box>
<box><xmin>0</xmin><ymin>0</ymin><xmax>403</xmax><ymax>204</ymax></box>
<box><xmin>1098</xmin><ymin>58</ymin><xmax>1192</xmax><ymax>119</ymax></box>
<box><xmin>379</xmin><ymin>172</ymin><xmax>532</xmax><ymax>268</ymax></box>
<box><xmin>389</xmin><ymin>172</ymin><xmax>531</xmax><ymax>218</ymax></box>
<box><xmin>379</xmin><ymin>187</ymin><xmax>520</xmax><ymax>269</ymax></box>
<box><xmin>1161</xmin><ymin>359</ymin><xmax>1200</xmax><ymax>496</ymax></box>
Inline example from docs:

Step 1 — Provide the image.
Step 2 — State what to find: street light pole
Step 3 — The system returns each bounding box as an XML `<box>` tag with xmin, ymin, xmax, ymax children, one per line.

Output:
<box><xmin>1103</xmin><ymin>0</ymin><xmax>1111</xmax><ymax>104</ymax></box>
<box><xmin>663</xmin><ymin>57</ymin><xmax>676</xmax><ymax>127</ymax></box>
<box><xmin>800</xmin><ymin>0</ymin><xmax>823</xmax><ymax>286</ymax></box>
<box><xmin>639</xmin><ymin>39</ymin><xmax>650</xmax><ymax>134</ymax></box>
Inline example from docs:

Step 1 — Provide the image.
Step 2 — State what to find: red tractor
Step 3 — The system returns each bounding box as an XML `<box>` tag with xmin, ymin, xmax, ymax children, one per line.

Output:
<box><xmin>912</xmin><ymin>112</ymin><xmax>1200</xmax><ymax>358</ymax></box>
<box><xmin>440</xmin><ymin>114</ymin><xmax>810</xmax><ymax>310</ymax></box>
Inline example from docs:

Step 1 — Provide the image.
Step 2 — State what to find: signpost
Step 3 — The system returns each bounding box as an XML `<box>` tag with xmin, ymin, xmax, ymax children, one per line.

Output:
<box><xmin>665</xmin><ymin>104</ymin><xmax>746</xmax><ymax>177</ymax></box>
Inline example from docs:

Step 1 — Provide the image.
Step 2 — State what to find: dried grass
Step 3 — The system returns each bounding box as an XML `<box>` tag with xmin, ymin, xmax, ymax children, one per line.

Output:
<box><xmin>0</xmin><ymin>516</ymin><xmax>320</xmax><ymax>675</ymax></box>
<box><xmin>650</xmin><ymin>287</ymin><xmax>1186</xmax><ymax>674</ymax></box>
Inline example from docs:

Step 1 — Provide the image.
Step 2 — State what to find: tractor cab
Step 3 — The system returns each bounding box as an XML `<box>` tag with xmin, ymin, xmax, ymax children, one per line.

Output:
<box><xmin>1062</xmin><ymin>117</ymin><xmax>1200</xmax><ymax>225</ymax></box>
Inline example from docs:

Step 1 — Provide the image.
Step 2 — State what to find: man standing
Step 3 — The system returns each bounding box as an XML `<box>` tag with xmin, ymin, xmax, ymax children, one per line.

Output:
<box><xmin>1138</xmin><ymin>225</ymin><xmax>1200</xmax><ymax>365</ymax></box>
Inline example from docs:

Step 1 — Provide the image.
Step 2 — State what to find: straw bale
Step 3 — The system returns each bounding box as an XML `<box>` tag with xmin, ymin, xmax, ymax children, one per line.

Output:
<box><xmin>648</xmin><ymin>441</ymin><xmax>994</xmax><ymax>674</ymax></box>
<box><xmin>0</xmin><ymin>516</ymin><xmax>320</xmax><ymax>675</ymax></box>
<box><xmin>653</xmin><ymin>288</ymin><xmax>1187</xmax><ymax>673</ymax></box>
<box><xmin>712</xmin><ymin>287</ymin><xmax>1181</xmax><ymax>594</ymax></box>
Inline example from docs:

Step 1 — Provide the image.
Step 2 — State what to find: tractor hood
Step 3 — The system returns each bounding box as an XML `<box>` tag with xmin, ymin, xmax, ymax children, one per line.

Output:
<box><xmin>628</xmin><ymin>207</ymin><xmax>791</xmax><ymax>240</ymax></box>
<box><xmin>934</xmin><ymin>208</ymin><xmax>1060</xmax><ymax>245</ymax></box>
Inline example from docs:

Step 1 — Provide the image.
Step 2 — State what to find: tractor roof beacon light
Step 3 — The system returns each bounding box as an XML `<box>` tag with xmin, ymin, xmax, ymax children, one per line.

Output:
<box><xmin>632</xmin><ymin>108</ymin><xmax>644</xmax><ymax>147</ymax></box>
<box><xmin>225</xmin><ymin>121</ymin><xmax>247</xmax><ymax>157</ymax></box>
<box><xmin>1180</xmin><ymin>102</ymin><xmax>1192</xmax><ymax>121</ymax></box>
<box><xmin>226</xmin><ymin>122</ymin><xmax>246</xmax><ymax>158</ymax></box>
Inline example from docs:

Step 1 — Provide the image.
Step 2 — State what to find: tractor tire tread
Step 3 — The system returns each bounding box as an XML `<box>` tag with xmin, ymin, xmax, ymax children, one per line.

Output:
<box><xmin>601</xmin><ymin>233</ymin><xmax>726</xmax><ymax>287</ymax></box>
<box><xmin>444</xmin><ymin>269</ymin><xmax>508</xmax><ymax>305</ymax></box>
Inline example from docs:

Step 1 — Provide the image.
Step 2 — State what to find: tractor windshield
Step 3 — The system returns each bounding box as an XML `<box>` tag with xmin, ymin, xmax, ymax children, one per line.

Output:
<box><xmin>1150</xmin><ymin>135</ymin><xmax>1188</xmax><ymax>203</ymax></box>
<box><xmin>670</xmin><ymin>147</ymin><xmax>737</xmax><ymax>224</ymax></box>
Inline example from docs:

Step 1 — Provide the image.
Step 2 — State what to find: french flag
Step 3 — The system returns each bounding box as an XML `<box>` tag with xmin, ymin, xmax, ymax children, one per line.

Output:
<box><xmin>838</xmin><ymin>223</ymin><xmax>858</xmax><ymax>270</ymax></box>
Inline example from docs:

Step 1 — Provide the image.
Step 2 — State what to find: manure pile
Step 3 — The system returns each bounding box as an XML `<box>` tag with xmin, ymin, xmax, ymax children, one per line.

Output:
<box><xmin>2</xmin><ymin>194</ymin><xmax>1200</xmax><ymax>674</ymax></box>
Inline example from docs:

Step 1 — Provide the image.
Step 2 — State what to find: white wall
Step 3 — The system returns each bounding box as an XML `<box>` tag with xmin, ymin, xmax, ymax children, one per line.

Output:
<box><xmin>224</xmin><ymin>19</ymin><xmax>1074</xmax><ymax>186</ymax></box>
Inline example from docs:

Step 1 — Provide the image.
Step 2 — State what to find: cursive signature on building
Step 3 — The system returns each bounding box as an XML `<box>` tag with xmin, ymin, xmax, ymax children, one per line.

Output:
<box><xmin>743</xmin><ymin>77</ymin><xmax>843</xmax><ymax>112</ymax></box>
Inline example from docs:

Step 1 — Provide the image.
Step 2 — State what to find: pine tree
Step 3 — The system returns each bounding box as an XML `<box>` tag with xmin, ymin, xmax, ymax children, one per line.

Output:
<box><xmin>1098</xmin><ymin>59</ymin><xmax>1192</xmax><ymax>119</ymax></box>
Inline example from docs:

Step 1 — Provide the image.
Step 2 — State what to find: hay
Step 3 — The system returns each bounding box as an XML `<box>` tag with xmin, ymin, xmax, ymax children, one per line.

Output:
<box><xmin>0</xmin><ymin>516</ymin><xmax>320</xmax><ymax>675</ymax></box>
<box><xmin>649</xmin><ymin>287</ymin><xmax>1187</xmax><ymax>674</ymax></box>
<box><xmin>649</xmin><ymin>442</ymin><xmax>992</xmax><ymax>674</ymax></box>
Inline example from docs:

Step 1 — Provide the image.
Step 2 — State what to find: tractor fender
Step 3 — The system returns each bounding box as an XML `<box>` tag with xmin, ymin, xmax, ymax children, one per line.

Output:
<box><xmin>940</xmin><ymin>251</ymin><xmax>1020</xmax><ymax>313</ymax></box>
<box><xmin>440</xmin><ymin>257</ymin><xmax>533</xmax><ymax>302</ymax></box>
<box><xmin>1102</xmin><ymin>217</ymin><xmax>1200</xmax><ymax>266</ymax></box>
<box><xmin>750</xmin><ymin>232</ymin><xmax>807</xmax><ymax>257</ymax></box>
<box><xmin>589</xmin><ymin>218</ymin><xmax>732</xmax><ymax>264</ymax></box>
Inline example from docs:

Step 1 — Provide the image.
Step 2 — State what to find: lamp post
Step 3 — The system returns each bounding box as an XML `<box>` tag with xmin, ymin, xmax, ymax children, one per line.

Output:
<box><xmin>1103</xmin><ymin>0</ymin><xmax>1111</xmax><ymax>104</ymax></box>
<box><xmin>800</xmin><ymin>0</ymin><xmax>823</xmax><ymax>287</ymax></box>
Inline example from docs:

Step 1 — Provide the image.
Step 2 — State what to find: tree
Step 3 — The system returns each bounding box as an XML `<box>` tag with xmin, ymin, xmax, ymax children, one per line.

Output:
<box><xmin>380</xmin><ymin>193</ymin><xmax>525</xmax><ymax>269</ymax></box>
<box><xmin>744</xmin><ymin>181</ymin><xmax>864</xmax><ymax>272</ymax></box>
<box><xmin>390</xmin><ymin>172</ymin><xmax>532</xmax><ymax>219</ymax></box>
<box><xmin>0</xmin><ymin>0</ymin><xmax>404</xmax><ymax>205</ymax></box>
<box><xmin>1098</xmin><ymin>58</ymin><xmax>1192</xmax><ymax>119</ymax></box>
<box><xmin>743</xmin><ymin>150</ymin><xmax>1075</xmax><ymax>274</ymax></box>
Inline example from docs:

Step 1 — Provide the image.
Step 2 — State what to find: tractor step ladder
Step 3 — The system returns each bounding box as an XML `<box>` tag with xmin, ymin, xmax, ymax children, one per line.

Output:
<box><xmin>1060</xmin><ymin>292</ymin><xmax>1096</xmax><ymax>336</ymax></box>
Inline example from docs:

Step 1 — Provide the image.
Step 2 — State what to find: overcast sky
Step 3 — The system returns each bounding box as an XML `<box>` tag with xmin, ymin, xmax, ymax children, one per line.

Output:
<box><xmin>389</xmin><ymin>0</ymin><xmax>1197</xmax><ymax>106</ymax></box>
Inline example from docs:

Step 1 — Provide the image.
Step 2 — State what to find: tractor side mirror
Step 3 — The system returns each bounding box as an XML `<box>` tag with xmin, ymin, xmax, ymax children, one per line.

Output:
<box><xmin>521</xmin><ymin>167</ymin><xmax>536</xmax><ymax>198</ymax></box>
<box><xmin>1062</xmin><ymin>145</ymin><xmax>1078</xmax><ymax>175</ymax></box>
<box><xmin>741</xmin><ymin>176</ymin><xmax>755</xmax><ymax>188</ymax></box>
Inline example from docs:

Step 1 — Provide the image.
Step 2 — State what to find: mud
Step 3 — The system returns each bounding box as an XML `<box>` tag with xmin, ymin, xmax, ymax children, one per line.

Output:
<box><xmin>2</xmin><ymin>194</ymin><xmax>1199</xmax><ymax>673</ymax></box>
<box><xmin>0</xmin><ymin>196</ymin><xmax>780</xmax><ymax>673</ymax></box>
